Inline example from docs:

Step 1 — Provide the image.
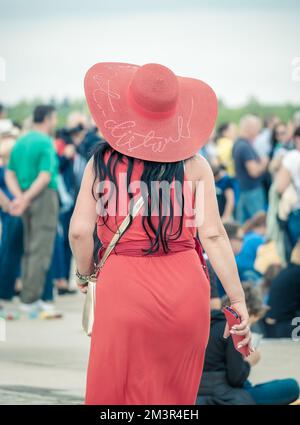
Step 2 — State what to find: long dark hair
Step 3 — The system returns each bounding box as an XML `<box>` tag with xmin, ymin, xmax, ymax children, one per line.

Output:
<box><xmin>92</xmin><ymin>141</ymin><xmax>185</xmax><ymax>255</ymax></box>
<box><xmin>215</xmin><ymin>122</ymin><xmax>230</xmax><ymax>143</ymax></box>
<box><xmin>270</xmin><ymin>122</ymin><xmax>286</xmax><ymax>158</ymax></box>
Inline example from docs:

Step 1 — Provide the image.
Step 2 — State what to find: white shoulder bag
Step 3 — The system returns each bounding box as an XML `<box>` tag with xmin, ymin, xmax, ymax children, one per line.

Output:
<box><xmin>82</xmin><ymin>196</ymin><xmax>144</xmax><ymax>336</ymax></box>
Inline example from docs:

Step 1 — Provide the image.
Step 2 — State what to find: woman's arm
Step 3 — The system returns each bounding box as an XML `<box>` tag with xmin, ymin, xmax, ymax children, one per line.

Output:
<box><xmin>69</xmin><ymin>157</ymin><xmax>97</xmax><ymax>279</ymax></box>
<box><xmin>191</xmin><ymin>155</ymin><xmax>252</xmax><ymax>349</ymax></box>
<box><xmin>195</xmin><ymin>156</ymin><xmax>244</xmax><ymax>302</ymax></box>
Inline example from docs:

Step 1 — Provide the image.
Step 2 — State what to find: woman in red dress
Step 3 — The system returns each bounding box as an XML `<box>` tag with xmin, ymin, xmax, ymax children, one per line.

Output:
<box><xmin>69</xmin><ymin>62</ymin><xmax>252</xmax><ymax>405</ymax></box>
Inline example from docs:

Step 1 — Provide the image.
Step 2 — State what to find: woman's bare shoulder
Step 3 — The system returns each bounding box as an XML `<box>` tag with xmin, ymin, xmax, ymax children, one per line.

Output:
<box><xmin>184</xmin><ymin>153</ymin><xmax>213</xmax><ymax>181</ymax></box>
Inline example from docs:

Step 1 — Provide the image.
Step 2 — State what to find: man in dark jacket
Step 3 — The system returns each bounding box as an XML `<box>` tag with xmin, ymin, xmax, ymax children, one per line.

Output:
<box><xmin>197</xmin><ymin>307</ymin><xmax>255</xmax><ymax>405</ymax></box>
<box><xmin>197</xmin><ymin>283</ymin><xmax>299</xmax><ymax>405</ymax></box>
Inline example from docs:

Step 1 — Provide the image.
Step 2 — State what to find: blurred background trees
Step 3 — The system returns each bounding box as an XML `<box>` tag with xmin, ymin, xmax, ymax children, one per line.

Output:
<box><xmin>7</xmin><ymin>97</ymin><xmax>300</xmax><ymax>129</ymax></box>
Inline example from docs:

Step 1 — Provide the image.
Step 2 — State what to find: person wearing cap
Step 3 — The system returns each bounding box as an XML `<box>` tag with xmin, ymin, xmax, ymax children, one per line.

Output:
<box><xmin>69</xmin><ymin>62</ymin><xmax>252</xmax><ymax>405</ymax></box>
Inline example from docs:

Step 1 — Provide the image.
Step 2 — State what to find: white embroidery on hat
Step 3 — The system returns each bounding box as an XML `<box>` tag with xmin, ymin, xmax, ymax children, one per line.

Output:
<box><xmin>93</xmin><ymin>74</ymin><xmax>120</xmax><ymax>114</ymax></box>
<box><xmin>92</xmin><ymin>72</ymin><xmax>193</xmax><ymax>153</ymax></box>
<box><xmin>103</xmin><ymin>98</ymin><xmax>193</xmax><ymax>153</ymax></box>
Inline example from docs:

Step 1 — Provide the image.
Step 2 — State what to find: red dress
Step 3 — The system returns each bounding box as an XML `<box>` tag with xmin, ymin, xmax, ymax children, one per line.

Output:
<box><xmin>85</xmin><ymin>158</ymin><xmax>210</xmax><ymax>405</ymax></box>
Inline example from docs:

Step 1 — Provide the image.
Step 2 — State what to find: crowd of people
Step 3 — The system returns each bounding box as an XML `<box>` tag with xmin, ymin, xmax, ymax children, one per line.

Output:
<box><xmin>0</xmin><ymin>102</ymin><xmax>299</xmax><ymax>404</ymax></box>
<box><xmin>0</xmin><ymin>103</ymin><xmax>101</xmax><ymax>317</ymax></box>
<box><xmin>201</xmin><ymin>112</ymin><xmax>300</xmax><ymax>339</ymax></box>
<box><xmin>197</xmin><ymin>112</ymin><xmax>300</xmax><ymax>404</ymax></box>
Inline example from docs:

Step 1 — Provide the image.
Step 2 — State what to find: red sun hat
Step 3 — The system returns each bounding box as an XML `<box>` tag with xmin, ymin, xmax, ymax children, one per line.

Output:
<box><xmin>84</xmin><ymin>62</ymin><xmax>218</xmax><ymax>163</ymax></box>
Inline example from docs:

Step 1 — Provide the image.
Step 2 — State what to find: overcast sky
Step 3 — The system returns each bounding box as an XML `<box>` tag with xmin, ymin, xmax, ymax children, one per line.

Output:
<box><xmin>1</xmin><ymin>0</ymin><xmax>299</xmax><ymax>106</ymax></box>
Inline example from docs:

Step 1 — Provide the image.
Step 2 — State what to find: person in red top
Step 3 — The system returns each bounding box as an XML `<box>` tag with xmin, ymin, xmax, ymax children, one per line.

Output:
<box><xmin>69</xmin><ymin>62</ymin><xmax>252</xmax><ymax>405</ymax></box>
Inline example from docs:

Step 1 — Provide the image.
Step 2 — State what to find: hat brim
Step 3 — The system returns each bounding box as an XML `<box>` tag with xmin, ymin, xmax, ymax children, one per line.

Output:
<box><xmin>84</xmin><ymin>62</ymin><xmax>218</xmax><ymax>162</ymax></box>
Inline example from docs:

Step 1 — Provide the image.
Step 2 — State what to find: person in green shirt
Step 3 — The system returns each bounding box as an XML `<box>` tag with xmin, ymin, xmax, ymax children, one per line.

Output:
<box><xmin>6</xmin><ymin>105</ymin><xmax>59</xmax><ymax>312</ymax></box>
<box><xmin>8</xmin><ymin>130</ymin><xmax>58</xmax><ymax>192</ymax></box>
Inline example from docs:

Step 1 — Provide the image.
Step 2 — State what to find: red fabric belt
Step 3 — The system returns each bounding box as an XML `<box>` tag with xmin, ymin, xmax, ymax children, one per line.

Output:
<box><xmin>98</xmin><ymin>237</ymin><xmax>210</xmax><ymax>279</ymax></box>
<box><xmin>105</xmin><ymin>239</ymin><xmax>196</xmax><ymax>257</ymax></box>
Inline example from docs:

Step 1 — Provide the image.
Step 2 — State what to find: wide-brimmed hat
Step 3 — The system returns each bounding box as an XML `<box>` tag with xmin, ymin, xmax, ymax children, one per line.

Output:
<box><xmin>84</xmin><ymin>62</ymin><xmax>217</xmax><ymax>162</ymax></box>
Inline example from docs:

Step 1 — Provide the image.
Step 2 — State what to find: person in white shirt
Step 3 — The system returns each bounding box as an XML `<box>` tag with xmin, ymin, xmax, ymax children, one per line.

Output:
<box><xmin>275</xmin><ymin>126</ymin><xmax>300</xmax><ymax>247</ymax></box>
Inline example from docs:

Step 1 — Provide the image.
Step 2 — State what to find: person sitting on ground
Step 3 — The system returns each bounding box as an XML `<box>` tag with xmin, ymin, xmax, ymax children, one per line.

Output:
<box><xmin>197</xmin><ymin>283</ymin><xmax>299</xmax><ymax>405</ymax></box>
<box><xmin>264</xmin><ymin>241</ymin><xmax>300</xmax><ymax>338</ymax></box>
<box><xmin>260</xmin><ymin>264</ymin><xmax>282</xmax><ymax>304</ymax></box>
<box><xmin>224</xmin><ymin>221</ymin><xmax>263</xmax><ymax>283</ymax></box>
<box><xmin>238</xmin><ymin>211</ymin><xmax>267</xmax><ymax>282</ymax></box>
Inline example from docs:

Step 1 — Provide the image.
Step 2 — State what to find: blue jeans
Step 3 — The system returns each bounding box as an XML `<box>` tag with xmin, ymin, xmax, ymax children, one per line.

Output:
<box><xmin>60</xmin><ymin>208</ymin><xmax>73</xmax><ymax>280</ymax></box>
<box><xmin>0</xmin><ymin>214</ymin><xmax>23</xmax><ymax>300</ymax></box>
<box><xmin>48</xmin><ymin>223</ymin><xmax>67</xmax><ymax>280</ymax></box>
<box><xmin>0</xmin><ymin>213</ymin><xmax>56</xmax><ymax>303</ymax></box>
<box><xmin>244</xmin><ymin>379</ymin><xmax>299</xmax><ymax>405</ymax></box>
<box><xmin>237</xmin><ymin>186</ymin><xmax>265</xmax><ymax>223</ymax></box>
<box><xmin>48</xmin><ymin>209</ymin><xmax>73</xmax><ymax>281</ymax></box>
<box><xmin>41</xmin><ymin>264</ymin><xmax>54</xmax><ymax>302</ymax></box>
<box><xmin>288</xmin><ymin>209</ymin><xmax>300</xmax><ymax>247</ymax></box>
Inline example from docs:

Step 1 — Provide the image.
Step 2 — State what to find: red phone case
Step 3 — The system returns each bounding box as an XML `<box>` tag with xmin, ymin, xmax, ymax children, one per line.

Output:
<box><xmin>223</xmin><ymin>306</ymin><xmax>250</xmax><ymax>357</ymax></box>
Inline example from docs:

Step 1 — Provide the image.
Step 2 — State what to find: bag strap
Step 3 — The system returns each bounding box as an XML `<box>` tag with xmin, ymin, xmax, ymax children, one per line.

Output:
<box><xmin>97</xmin><ymin>196</ymin><xmax>144</xmax><ymax>271</ymax></box>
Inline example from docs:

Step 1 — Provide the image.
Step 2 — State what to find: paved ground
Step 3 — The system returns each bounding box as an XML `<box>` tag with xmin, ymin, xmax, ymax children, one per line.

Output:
<box><xmin>0</xmin><ymin>293</ymin><xmax>299</xmax><ymax>405</ymax></box>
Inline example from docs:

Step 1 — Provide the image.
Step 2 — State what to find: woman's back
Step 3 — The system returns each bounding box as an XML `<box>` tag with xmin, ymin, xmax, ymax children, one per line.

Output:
<box><xmin>71</xmin><ymin>61</ymin><xmax>251</xmax><ymax>405</ymax></box>
<box><xmin>97</xmin><ymin>154</ymin><xmax>196</xmax><ymax>250</ymax></box>
<box><xmin>86</xmin><ymin>152</ymin><xmax>211</xmax><ymax>404</ymax></box>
